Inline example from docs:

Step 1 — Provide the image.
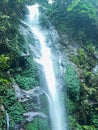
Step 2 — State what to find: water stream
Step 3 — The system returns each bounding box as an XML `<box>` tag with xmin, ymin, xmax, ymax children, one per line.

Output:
<box><xmin>48</xmin><ymin>0</ymin><xmax>54</xmax><ymax>4</ymax></box>
<box><xmin>6</xmin><ymin>112</ymin><xmax>9</xmax><ymax>130</ymax></box>
<box><xmin>26</xmin><ymin>3</ymin><xmax>67</xmax><ymax>130</ymax></box>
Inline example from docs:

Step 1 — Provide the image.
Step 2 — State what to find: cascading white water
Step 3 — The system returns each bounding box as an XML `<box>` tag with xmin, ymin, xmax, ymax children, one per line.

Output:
<box><xmin>6</xmin><ymin>112</ymin><xmax>9</xmax><ymax>130</ymax></box>
<box><xmin>48</xmin><ymin>0</ymin><xmax>54</xmax><ymax>4</ymax></box>
<box><xmin>26</xmin><ymin>3</ymin><xmax>67</xmax><ymax>130</ymax></box>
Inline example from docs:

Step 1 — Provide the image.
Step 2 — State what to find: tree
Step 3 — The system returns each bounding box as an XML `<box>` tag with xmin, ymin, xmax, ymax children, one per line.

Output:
<box><xmin>67</xmin><ymin>1</ymin><xmax>98</xmax><ymax>42</ymax></box>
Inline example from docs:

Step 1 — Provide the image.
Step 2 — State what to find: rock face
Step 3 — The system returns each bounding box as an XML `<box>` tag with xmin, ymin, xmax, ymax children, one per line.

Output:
<box><xmin>0</xmin><ymin>104</ymin><xmax>5</xmax><ymax>112</ymax></box>
<box><xmin>13</xmin><ymin>83</ymin><xmax>47</xmax><ymax>123</ymax></box>
<box><xmin>93</xmin><ymin>65</ymin><xmax>98</xmax><ymax>73</ymax></box>
<box><xmin>13</xmin><ymin>83</ymin><xmax>44</xmax><ymax>102</ymax></box>
<box><xmin>24</xmin><ymin>112</ymin><xmax>47</xmax><ymax>122</ymax></box>
<box><xmin>19</xmin><ymin>24</ymin><xmax>41</xmax><ymax>59</ymax></box>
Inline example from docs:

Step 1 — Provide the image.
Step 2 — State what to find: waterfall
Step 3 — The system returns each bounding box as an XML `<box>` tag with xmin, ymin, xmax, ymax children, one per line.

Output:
<box><xmin>26</xmin><ymin>3</ymin><xmax>68</xmax><ymax>130</ymax></box>
<box><xmin>6</xmin><ymin>112</ymin><xmax>9</xmax><ymax>130</ymax></box>
<box><xmin>48</xmin><ymin>0</ymin><xmax>54</xmax><ymax>4</ymax></box>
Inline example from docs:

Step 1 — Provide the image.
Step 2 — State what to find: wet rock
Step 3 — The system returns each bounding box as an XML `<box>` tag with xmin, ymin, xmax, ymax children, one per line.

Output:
<box><xmin>13</xmin><ymin>83</ymin><xmax>44</xmax><ymax>102</ymax></box>
<box><xmin>93</xmin><ymin>65</ymin><xmax>98</xmax><ymax>73</ymax></box>
<box><xmin>23</xmin><ymin>111</ymin><xmax>47</xmax><ymax>122</ymax></box>
<box><xmin>29</xmin><ymin>44</ymin><xmax>41</xmax><ymax>59</ymax></box>
<box><xmin>0</xmin><ymin>104</ymin><xmax>5</xmax><ymax>112</ymax></box>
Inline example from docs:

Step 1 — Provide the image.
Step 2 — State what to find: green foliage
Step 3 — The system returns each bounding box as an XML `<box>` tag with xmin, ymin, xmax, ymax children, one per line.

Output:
<box><xmin>46</xmin><ymin>2</ymin><xmax>68</xmax><ymax>32</ymax></box>
<box><xmin>77</xmin><ymin>48</ymin><xmax>87</xmax><ymax>66</ymax></box>
<box><xmin>0</xmin><ymin>1</ymin><xmax>39</xmax><ymax>129</ymax></box>
<box><xmin>85</xmin><ymin>72</ymin><xmax>98</xmax><ymax>87</ymax></box>
<box><xmin>68</xmin><ymin>115</ymin><xmax>83</xmax><ymax>130</ymax></box>
<box><xmin>8</xmin><ymin>102</ymin><xmax>25</xmax><ymax>129</ymax></box>
<box><xmin>67</xmin><ymin>0</ymin><xmax>97</xmax><ymax>20</ymax></box>
<box><xmin>0</xmin><ymin>14</ymin><xmax>11</xmax><ymax>33</ymax></box>
<box><xmin>26</xmin><ymin>118</ymin><xmax>50</xmax><ymax>130</ymax></box>
<box><xmin>0</xmin><ymin>112</ymin><xmax>6</xmax><ymax>129</ymax></box>
<box><xmin>0</xmin><ymin>54</ymin><xmax>9</xmax><ymax>70</ymax></box>
<box><xmin>38</xmin><ymin>118</ymin><xmax>50</xmax><ymax>130</ymax></box>
<box><xmin>87</xmin><ymin>43</ymin><xmax>96</xmax><ymax>54</ymax></box>
<box><xmin>71</xmin><ymin>46</ymin><xmax>97</xmax><ymax>70</ymax></box>
<box><xmin>92</xmin><ymin>115</ymin><xmax>98</xmax><ymax>128</ymax></box>
<box><xmin>47</xmin><ymin>0</ymin><xmax>98</xmax><ymax>43</ymax></box>
<box><xmin>14</xmin><ymin>56</ymin><xmax>39</xmax><ymax>90</ymax></box>
<box><xmin>26</xmin><ymin>123</ymin><xmax>35</xmax><ymax>130</ymax></box>
<box><xmin>0</xmin><ymin>83</ymin><xmax>8</xmax><ymax>96</ymax></box>
<box><xmin>26</xmin><ymin>119</ymin><xmax>38</xmax><ymax>130</ymax></box>
<box><xmin>2</xmin><ymin>89</ymin><xmax>26</xmax><ymax>130</ymax></box>
<box><xmin>82</xmin><ymin>125</ymin><xmax>96</xmax><ymax>130</ymax></box>
<box><xmin>23</xmin><ymin>102</ymin><xmax>35</xmax><ymax>111</ymax></box>
<box><xmin>66</xmin><ymin>1</ymin><xmax>98</xmax><ymax>42</ymax></box>
<box><xmin>65</xmin><ymin>65</ymin><xmax>80</xmax><ymax>101</ymax></box>
<box><xmin>66</xmin><ymin>98</ymin><xmax>76</xmax><ymax>114</ymax></box>
<box><xmin>9</xmin><ymin>102</ymin><xmax>25</xmax><ymax>121</ymax></box>
<box><xmin>72</xmin><ymin>53</ymin><xmax>98</xmax><ymax>128</ymax></box>
<box><xmin>0</xmin><ymin>78</ymin><xmax>10</xmax><ymax>102</ymax></box>
<box><xmin>4</xmin><ymin>89</ymin><xmax>16</xmax><ymax>107</ymax></box>
<box><xmin>15</xmin><ymin>74</ymin><xmax>38</xmax><ymax>89</ymax></box>
<box><xmin>67</xmin><ymin>1</ymin><xmax>97</xmax><ymax>23</ymax></box>
<box><xmin>9</xmin><ymin>120</ymin><xmax>16</xmax><ymax>130</ymax></box>
<box><xmin>71</xmin><ymin>55</ymin><xmax>80</xmax><ymax>66</ymax></box>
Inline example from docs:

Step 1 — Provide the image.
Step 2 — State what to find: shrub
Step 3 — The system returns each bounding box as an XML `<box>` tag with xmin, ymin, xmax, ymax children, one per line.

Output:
<box><xmin>0</xmin><ymin>112</ymin><xmax>6</xmax><ymax>129</ymax></box>
<box><xmin>92</xmin><ymin>115</ymin><xmax>98</xmax><ymax>128</ymax></box>
<box><xmin>68</xmin><ymin>115</ymin><xmax>83</xmax><ymax>130</ymax></box>
<box><xmin>4</xmin><ymin>89</ymin><xmax>16</xmax><ymax>107</ymax></box>
<box><xmin>15</xmin><ymin>74</ymin><xmax>38</xmax><ymax>90</ymax></box>
<box><xmin>65</xmin><ymin>65</ymin><xmax>80</xmax><ymax>101</ymax></box>
<box><xmin>67</xmin><ymin>1</ymin><xmax>98</xmax><ymax>42</ymax></box>
<box><xmin>26</xmin><ymin>118</ymin><xmax>50</xmax><ymax>130</ymax></box>
<box><xmin>0</xmin><ymin>54</ymin><xmax>9</xmax><ymax>70</ymax></box>
<box><xmin>9</xmin><ymin>102</ymin><xmax>25</xmax><ymax>129</ymax></box>
<box><xmin>26</xmin><ymin>119</ymin><xmax>38</xmax><ymax>130</ymax></box>
<box><xmin>15</xmin><ymin>57</ymin><xmax>39</xmax><ymax>90</ymax></box>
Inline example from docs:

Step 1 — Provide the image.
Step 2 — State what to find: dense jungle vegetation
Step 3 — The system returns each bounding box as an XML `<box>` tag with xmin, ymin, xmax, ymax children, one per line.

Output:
<box><xmin>0</xmin><ymin>0</ymin><xmax>98</xmax><ymax>130</ymax></box>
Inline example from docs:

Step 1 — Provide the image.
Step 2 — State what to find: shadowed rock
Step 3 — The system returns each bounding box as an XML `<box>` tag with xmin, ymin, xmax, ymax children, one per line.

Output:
<box><xmin>23</xmin><ymin>111</ymin><xmax>47</xmax><ymax>122</ymax></box>
<box><xmin>13</xmin><ymin>83</ymin><xmax>44</xmax><ymax>102</ymax></box>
